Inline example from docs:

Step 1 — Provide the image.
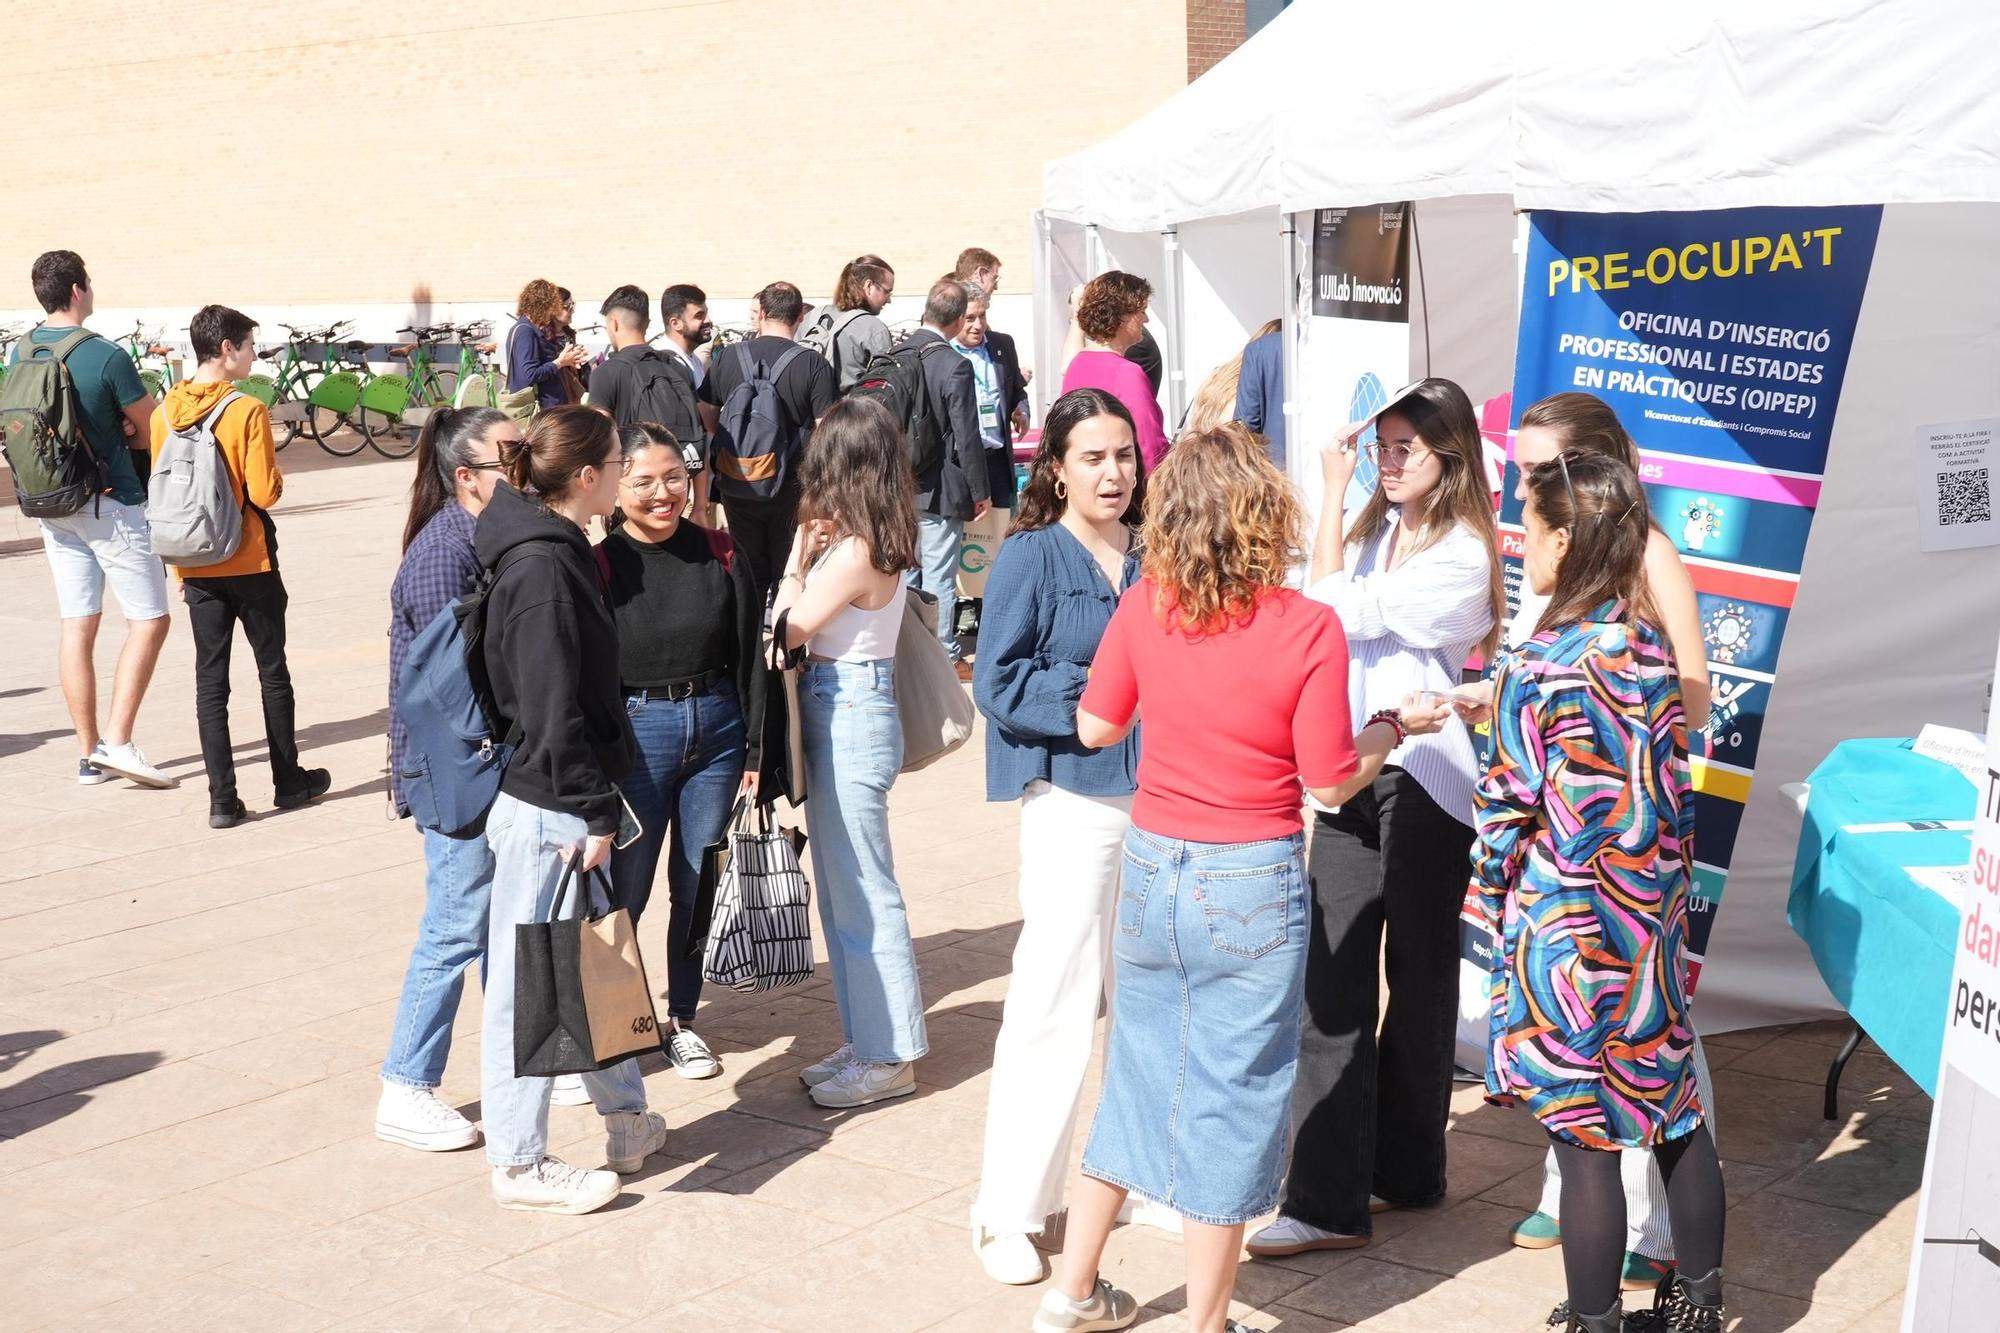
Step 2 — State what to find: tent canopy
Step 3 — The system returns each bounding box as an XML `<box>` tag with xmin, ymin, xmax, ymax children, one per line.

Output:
<box><xmin>1043</xmin><ymin>0</ymin><xmax>2000</xmax><ymax>228</ymax></box>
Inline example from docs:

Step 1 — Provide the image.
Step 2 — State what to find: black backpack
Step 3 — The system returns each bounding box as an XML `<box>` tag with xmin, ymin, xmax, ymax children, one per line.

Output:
<box><xmin>713</xmin><ymin>343</ymin><xmax>808</xmax><ymax>503</ymax></box>
<box><xmin>627</xmin><ymin>351</ymin><xmax>702</xmax><ymax>447</ymax></box>
<box><xmin>848</xmin><ymin>341</ymin><xmax>951</xmax><ymax>480</ymax></box>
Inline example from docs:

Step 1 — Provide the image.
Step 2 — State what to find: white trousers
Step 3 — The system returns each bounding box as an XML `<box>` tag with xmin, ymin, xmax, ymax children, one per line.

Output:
<box><xmin>970</xmin><ymin>780</ymin><xmax>1133</xmax><ymax>1235</ymax></box>
<box><xmin>1535</xmin><ymin>1031</ymin><xmax>1718</xmax><ymax>1259</ymax></box>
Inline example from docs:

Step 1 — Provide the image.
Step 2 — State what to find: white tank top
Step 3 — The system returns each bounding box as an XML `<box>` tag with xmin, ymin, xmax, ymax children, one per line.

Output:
<box><xmin>806</xmin><ymin>540</ymin><xmax>904</xmax><ymax>662</ymax></box>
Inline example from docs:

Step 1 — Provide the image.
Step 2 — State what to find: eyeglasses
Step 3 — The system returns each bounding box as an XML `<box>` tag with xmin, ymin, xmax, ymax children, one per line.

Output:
<box><xmin>1364</xmin><ymin>441</ymin><xmax>1431</xmax><ymax>469</ymax></box>
<box><xmin>621</xmin><ymin>474</ymin><xmax>689</xmax><ymax>496</ymax></box>
<box><xmin>464</xmin><ymin>461</ymin><xmax>506</xmax><ymax>472</ymax></box>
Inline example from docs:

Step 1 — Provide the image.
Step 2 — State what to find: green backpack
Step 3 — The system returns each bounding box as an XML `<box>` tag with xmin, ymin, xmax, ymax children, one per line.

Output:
<box><xmin>0</xmin><ymin>328</ymin><xmax>108</xmax><ymax>518</ymax></box>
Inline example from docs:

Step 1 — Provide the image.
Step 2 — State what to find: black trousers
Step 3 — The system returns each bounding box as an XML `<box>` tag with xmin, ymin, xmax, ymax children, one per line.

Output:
<box><xmin>721</xmin><ymin>488</ymin><xmax>799</xmax><ymax>596</ymax></box>
<box><xmin>182</xmin><ymin>571</ymin><xmax>305</xmax><ymax>805</ymax></box>
<box><xmin>1281</xmin><ymin>766</ymin><xmax>1475</xmax><ymax>1235</ymax></box>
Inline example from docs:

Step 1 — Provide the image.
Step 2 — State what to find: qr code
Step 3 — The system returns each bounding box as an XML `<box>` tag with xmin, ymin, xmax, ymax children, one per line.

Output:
<box><xmin>1938</xmin><ymin>468</ymin><xmax>1992</xmax><ymax>526</ymax></box>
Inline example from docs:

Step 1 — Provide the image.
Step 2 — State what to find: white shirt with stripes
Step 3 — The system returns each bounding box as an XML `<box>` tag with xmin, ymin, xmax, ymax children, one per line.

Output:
<box><xmin>1306</xmin><ymin>512</ymin><xmax>1495</xmax><ymax>827</ymax></box>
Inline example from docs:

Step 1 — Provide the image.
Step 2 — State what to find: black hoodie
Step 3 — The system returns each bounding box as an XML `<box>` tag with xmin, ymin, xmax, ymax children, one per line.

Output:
<box><xmin>474</xmin><ymin>482</ymin><xmax>635</xmax><ymax>836</ymax></box>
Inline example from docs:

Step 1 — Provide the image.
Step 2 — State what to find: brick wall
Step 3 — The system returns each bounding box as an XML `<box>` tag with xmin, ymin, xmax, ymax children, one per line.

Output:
<box><xmin>1</xmin><ymin>0</ymin><xmax>1186</xmax><ymax>308</ymax></box>
<box><xmin>1186</xmin><ymin>0</ymin><xmax>1246</xmax><ymax>80</ymax></box>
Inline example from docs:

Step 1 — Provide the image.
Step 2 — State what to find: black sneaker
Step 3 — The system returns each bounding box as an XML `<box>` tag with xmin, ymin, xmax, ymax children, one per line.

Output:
<box><xmin>275</xmin><ymin>767</ymin><xmax>332</xmax><ymax>810</ymax></box>
<box><xmin>1637</xmin><ymin>1267</ymin><xmax>1724</xmax><ymax>1333</ymax></box>
<box><xmin>209</xmin><ymin>798</ymin><xmax>248</xmax><ymax>830</ymax></box>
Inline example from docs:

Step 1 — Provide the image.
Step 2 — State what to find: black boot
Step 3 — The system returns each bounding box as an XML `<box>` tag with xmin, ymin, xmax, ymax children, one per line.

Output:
<box><xmin>1544</xmin><ymin>1298</ymin><xmax>1626</xmax><ymax>1332</ymax></box>
<box><xmin>1644</xmin><ymin>1266</ymin><xmax>1725</xmax><ymax>1333</ymax></box>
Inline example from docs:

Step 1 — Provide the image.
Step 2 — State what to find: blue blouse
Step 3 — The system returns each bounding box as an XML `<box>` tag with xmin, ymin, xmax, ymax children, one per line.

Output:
<box><xmin>972</xmin><ymin>523</ymin><xmax>1142</xmax><ymax>801</ymax></box>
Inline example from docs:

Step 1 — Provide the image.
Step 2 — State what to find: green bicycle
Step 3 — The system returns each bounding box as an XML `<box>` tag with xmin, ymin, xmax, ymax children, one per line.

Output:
<box><xmin>0</xmin><ymin>323</ymin><xmax>24</xmax><ymax>391</ymax></box>
<box><xmin>356</xmin><ymin>324</ymin><xmax>461</xmax><ymax>459</ymax></box>
<box><xmin>449</xmin><ymin>321</ymin><xmax>501</xmax><ymax>409</ymax></box>
<box><xmin>121</xmin><ymin>325</ymin><xmax>182</xmax><ymax>399</ymax></box>
<box><xmin>242</xmin><ymin>322</ymin><xmax>365</xmax><ymax>455</ymax></box>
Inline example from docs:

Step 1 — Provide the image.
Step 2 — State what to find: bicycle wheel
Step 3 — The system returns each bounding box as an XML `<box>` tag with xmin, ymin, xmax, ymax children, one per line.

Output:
<box><xmin>299</xmin><ymin>369</ymin><xmax>365</xmax><ymax>456</ymax></box>
<box><xmin>358</xmin><ymin>407</ymin><xmax>419</xmax><ymax>459</ymax></box>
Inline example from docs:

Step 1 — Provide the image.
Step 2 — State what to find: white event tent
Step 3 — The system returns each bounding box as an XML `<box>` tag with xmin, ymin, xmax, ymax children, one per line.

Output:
<box><xmin>1033</xmin><ymin>0</ymin><xmax>2000</xmax><ymax>1033</ymax></box>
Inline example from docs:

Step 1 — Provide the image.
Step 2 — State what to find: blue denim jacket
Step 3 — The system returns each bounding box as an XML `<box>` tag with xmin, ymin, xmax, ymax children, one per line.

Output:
<box><xmin>972</xmin><ymin>523</ymin><xmax>1141</xmax><ymax>801</ymax></box>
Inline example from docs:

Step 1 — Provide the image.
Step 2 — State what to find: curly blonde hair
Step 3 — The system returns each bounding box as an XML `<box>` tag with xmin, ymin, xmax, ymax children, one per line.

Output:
<box><xmin>1140</xmin><ymin>422</ymin><xmax>1305</xmax><ymax>636</ymax></box>
<box><xmin>516</xmin><ymin>278</ymin><xmax>565</xmax><ymax>329</ymax></box>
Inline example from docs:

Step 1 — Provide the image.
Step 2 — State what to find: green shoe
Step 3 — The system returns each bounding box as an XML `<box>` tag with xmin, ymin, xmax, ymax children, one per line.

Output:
<box><xmin>1622</xmin><ymin>1250</ymin><xmax>1674</xmax><ymax>1291</ymax></box>
<box><xmin>1509</xmin><ymin>1210</ymin><xmax>1562</xmax><ymax>1250</ymax></box>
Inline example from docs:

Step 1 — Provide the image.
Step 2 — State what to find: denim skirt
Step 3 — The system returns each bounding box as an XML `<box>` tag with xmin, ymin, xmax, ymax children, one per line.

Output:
<box><xmin>1080</xmin><ymin>825</ymin><xmax>1310</xmax><ymax>1225</ymax></box>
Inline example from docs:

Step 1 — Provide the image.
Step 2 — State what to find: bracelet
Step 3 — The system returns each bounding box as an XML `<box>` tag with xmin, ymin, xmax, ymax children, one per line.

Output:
<box><xmin>1367</xmin><ymin>708</ymin><xmax>1408</xmax><ymax>745</ymax></box>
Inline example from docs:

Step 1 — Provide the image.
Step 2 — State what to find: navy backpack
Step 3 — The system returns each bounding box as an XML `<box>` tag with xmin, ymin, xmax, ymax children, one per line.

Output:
<box><xmin>393</xmin><ymin>549</ymin><xmax>527</xmax><ymax>836</ymax></box>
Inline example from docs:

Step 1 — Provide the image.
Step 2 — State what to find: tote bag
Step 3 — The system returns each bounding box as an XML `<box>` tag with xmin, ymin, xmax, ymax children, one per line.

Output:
<box><xmin>702</xmin><ymin>802</ymin><xmax>814</xmax><ymax>993</ymax></box>
<box><xmin>514</xmin><ymin>860</ymin><xmax>661</xmax><ymax>1076</ymax></box>
<box><xmin>896</xmin><ymin>587</ymin><xmax>976</xmax><ymax>773</ymax></box>
<box><xmin>761</xmin><ymin>606</ymin><xmax>809</xmax><ymax>807</ymax></box>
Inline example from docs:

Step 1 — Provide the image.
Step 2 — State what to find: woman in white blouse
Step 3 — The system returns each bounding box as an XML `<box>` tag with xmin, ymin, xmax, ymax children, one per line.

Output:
<box><xmin>1249</xmin><ymin>378</ymin><xmax>1505</xmax><ymax>1259</ymax></box>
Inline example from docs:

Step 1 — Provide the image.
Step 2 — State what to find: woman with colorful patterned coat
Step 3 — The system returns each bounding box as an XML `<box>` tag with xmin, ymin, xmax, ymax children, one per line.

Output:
<box><xmin>1469</xmin><ymin>450</ymin><xmax>1727</xmax><ymax>1333</ymax></box>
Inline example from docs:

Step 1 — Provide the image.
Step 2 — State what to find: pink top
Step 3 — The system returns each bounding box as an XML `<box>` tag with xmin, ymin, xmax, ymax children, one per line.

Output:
<box><xmin>1081</xmin><ymin>580</ymin><xmax>1358</xmax><ymax>843</ymax></box>
<box><xmin>1061</xmin><ymin>350</ymin><xmax>1170</xmax><ymax>470</ymax></box>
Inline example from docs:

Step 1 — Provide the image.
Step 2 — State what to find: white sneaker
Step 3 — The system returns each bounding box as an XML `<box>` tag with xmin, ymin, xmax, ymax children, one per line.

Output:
<box><xmin>973</xmin><ymin>1225</ymin><xmax>1047</xmax><ymax>1285</ymax></box>
<box><xmin>664</xmin><ymin>1023</ymin><xmax>721</xmax><ymax>1079</ymax></box>
<box><xmin>1032</xmin><ymin>1278</ymin><xmax>1138</xmax><ymax>1332</ymax></box>
<box><xmin>1244</xmin><ymin>1213</ymin><xmax>1369</xmax><ymax>1257</ymax></box>
<box><xmin>798</xmin><ymin>1043</ymin><xmax>854</xmax><ymax>1088</ymax></box>
<box><xmin>491</xmin><ymin>1154</ymin><xmax>620</xmax><ymax>1214</ymax></box>
<box><xmin>604</xmin><ymin>1109</ymin><xmax>667</xmax><ymax>1174</ymax></box>
<box><xmin>76</xmin><ymin>756</ymin><xmax>109</xmax><ymax>786</ymax></box>
<box><xmin>90</xmin><ymin>740</ymin><xmax>177</xmax><ymax>789</ymax></box>
<box><xmin>1115</xmin><ymin>1195</ymin><xmax>1184</xmax><ymax>1234</ymax></box>
<box><xmin>374</xmin><ymin>1082</ymin><xmax>479</xmax><ymax>1151</ymax></box>
<box><xmin>550</xmin><ymin>1073</ymin><xmax>592</xmax><ymax>1106</ymax></box>
<box><xmin>808</xmin><ymin>1057</ymin><xmax>915</xmax><ymax>1108</ymax></box>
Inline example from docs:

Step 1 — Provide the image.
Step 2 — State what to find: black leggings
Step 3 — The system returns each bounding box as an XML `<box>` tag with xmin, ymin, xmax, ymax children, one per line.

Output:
<box><xmin>1550</xmin><ymin>1125</ymin><xmax>1725</xmax><ymax>1314</ymax></box>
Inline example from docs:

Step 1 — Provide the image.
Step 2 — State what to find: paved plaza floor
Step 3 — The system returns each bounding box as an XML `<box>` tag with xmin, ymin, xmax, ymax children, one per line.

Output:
<box><xmin>0</xmin><ymin>442</ymin><xmax>1930</xmax><ymax>1329</ymax></box>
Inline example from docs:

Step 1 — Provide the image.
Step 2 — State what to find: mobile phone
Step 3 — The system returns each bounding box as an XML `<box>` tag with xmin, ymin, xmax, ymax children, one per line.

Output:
<box><xmin>614</xmin><ymin>793</ymin><xmax>644</xmax><ymax>850</ymax></box>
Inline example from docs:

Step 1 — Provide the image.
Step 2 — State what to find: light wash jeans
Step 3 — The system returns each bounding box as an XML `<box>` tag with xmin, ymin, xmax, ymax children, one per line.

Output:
<box><xmin>799</xmin><ymin>658</ymin><xmax>928</xmax><ymax>1063</ymax></box>
<box><xmin>972</xmin><ymin>781</ymin><xmax>1132</xmax><ymax>1236</ymax></box>
<box><xmin>1082</xmin><ymin>827</ymin><xmax>1310</xmax><ymax>1225</ymax></box>
<box><xmin>481</xmin><ymin>790</ymin><xmax>648</xmax><ymax>1167</ymax></box>
<box><xmin>910</xmin><ymin>513</ymin><xmax>964</xmax><ymax>661</ymax></box>
<box><xmin>381</xmin><ymin>826</ymin><xmax>495</xmax><ymax>1088</ymax></box>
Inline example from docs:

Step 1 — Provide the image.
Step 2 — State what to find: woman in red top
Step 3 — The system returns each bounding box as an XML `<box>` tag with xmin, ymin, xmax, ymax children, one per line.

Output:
<box><xmin>1035</xmin><ymin>424</ymin><xmax>1447</xmax><ymax>1333</ymax></box>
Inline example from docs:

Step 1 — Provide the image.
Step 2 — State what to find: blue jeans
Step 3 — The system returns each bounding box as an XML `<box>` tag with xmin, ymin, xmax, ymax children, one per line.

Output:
<box><xmin>1081</xmin><ymin>826</ymin><xmax>1310</xmax><ymax>1225</ymax></box>
<box><xmin>609</xmin><ymin>681</ymin><xmax>747</xmax><ymax>1021</ymax></box>
<box><xmin>800</xmin><ymin>658</ymin><xmax>927</xmax><ymax>1063</ymax></box>
<box><xmin>382</xmin><ymin>826</ymin><xmax>496</xmax><ymax>1088</ymax></box>
<box><xmin>910</xmin><ymin>513</ymin><xmax>964</xmax><ymax>661</ymax></box>
<box><xmin>482</xmin><ymin>791</ymin><xmax>648</xmax><ymax>1167</ymax></box>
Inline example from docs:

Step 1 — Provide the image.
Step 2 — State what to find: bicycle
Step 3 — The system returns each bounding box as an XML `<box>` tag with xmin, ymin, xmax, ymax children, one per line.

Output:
<box><xmin>357</xmin><ymin>324</ymin><xmax>460</xmax><ymax>459</ymax></box>
<box><xmin>120</xmin><ymin>325</ymin><xmax>182</xmax><ymax>399</ymax></box>
<box><xmin>0</xmin><ymin>322</ymin><xmax>25</xmax><ymax>391</ymax></box>
<box><xmin>242</xmin><ymin>322</ymin><xmax>365</xmax><ymax>454</ymax></box>
<box><xmin>449</xmin><ymin>321</ymin><xmax>501</xmax><ymax>409</ymax></box>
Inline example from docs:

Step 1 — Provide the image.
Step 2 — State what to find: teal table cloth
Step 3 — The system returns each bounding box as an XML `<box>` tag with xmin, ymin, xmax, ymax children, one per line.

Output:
<box><xmin>1787</xmin><ymin>737</ymin><xmax>1976</xmax><ymax>1096</ymax></box>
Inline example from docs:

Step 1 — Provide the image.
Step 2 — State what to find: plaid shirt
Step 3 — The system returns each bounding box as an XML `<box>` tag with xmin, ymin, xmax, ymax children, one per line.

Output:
<box><xmin>388</xmin><ymin>502</ymin><xmax>482</xmax><ymax>816</ymax></box>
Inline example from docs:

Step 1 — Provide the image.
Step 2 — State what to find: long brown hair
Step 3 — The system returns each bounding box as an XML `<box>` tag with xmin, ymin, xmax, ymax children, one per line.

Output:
<box><xmin>797</xmin><ymin>397</ymin><xmax>918</xmax><ymax>573</ymax></box>
<box><xmin>1348</xmin><ymin>377</ymin><xmax>1504</xmax><ymax>655</ymax></box>
<box><xmin>832</xmin><ymin>255</ymin><xmax>894</xmax><ymax>312</ymax></box>
<box><xmin>1014</xmin><ymin>387</ymin><xmax>1144</xmax><ymax>534</ymax></box>
<box><xmin>1526</xmin><ymin>450</ymin><xmax>1659</xmax><ymax>634</ymax></box>
<box><xmin>500</xmin><ymin>405</ymin><xmax>619</xmax><ymax>503</ymax></box>
<box><xmin>1140</xmin><ymin>422</ymin><xmax>1304</xmax><ymax>637</ymax></box>
<box><xmin>1518</xmin><ymin>391</ymin><xmax>1663</xmax><ymax>537</ymax></box>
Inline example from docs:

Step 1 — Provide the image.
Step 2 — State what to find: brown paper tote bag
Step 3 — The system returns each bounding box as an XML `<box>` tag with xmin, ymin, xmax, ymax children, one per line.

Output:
<box><xmin>514</xmin><ymin>860</ymin><xmax>661</xmax><ymax>1077</ymax></box>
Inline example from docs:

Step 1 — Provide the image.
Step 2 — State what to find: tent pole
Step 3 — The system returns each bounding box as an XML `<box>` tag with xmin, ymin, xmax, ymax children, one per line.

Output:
<box><xmin>1280</xmin><ymin>210</ymin><xmax>1301</xmax><ymax>490</ymax></box>
<box><xmin>1161</xmin><ymin>226</ymin><xmax>1186</xmax><ymax>429</ymax></box>
<box><xmin>1085</xmin><ymin>224</ymin><xmax>1106</xmax><ymax>276</ymax></box>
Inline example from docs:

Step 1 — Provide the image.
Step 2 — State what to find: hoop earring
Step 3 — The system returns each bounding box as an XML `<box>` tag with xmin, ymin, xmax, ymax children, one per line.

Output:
<box><xmin>1054</xmin><ymin>478</ymin><xmax>1068</xmax><ymax>501</ymax></box>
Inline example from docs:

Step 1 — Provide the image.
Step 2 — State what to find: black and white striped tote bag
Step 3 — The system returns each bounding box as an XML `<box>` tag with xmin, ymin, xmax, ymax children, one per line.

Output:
<box><xmin>701</xmin><ymin>803</ymin><xmax>814</xmax><ymax>993</ymax></box>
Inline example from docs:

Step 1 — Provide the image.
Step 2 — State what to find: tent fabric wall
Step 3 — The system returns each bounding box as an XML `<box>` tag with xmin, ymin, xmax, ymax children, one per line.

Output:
<box><xmin>1699</xmin><ymin>201</ymin><xmax>2000</xmax><ymax>1032</ymax></box>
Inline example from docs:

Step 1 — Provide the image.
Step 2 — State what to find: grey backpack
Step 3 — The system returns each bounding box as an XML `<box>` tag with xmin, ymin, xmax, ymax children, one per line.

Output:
<box><xmin>147</xmin><ymin>391</ymin><xmax>247</xmax><ymax>565</ymax></box>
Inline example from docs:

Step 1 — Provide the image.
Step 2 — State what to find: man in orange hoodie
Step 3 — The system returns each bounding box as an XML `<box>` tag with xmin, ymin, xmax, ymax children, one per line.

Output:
<box><xmin>150</xmin><ymin>305</ymin><xmax>329</xmax><ymax>828</ymax></box>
